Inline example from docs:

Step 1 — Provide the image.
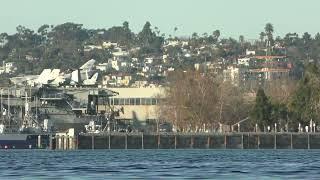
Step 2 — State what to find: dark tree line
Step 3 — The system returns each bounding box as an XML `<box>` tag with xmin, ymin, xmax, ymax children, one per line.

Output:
<box><xmin>1</xmin><ymin>22</ymin><xmax>320</xmax><ymax>75</ymax></box>
<box><xmin>0</xmin><ymin>21</ymin><xmax>164</xmax><ymax>74</ymax></box>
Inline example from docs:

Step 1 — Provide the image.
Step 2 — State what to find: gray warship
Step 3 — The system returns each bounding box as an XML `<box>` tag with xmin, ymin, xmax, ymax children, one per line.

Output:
<box><xmin>0</xmin><ymin>86</ymin><xmax>122</xmax><ymax>133</ymax></box>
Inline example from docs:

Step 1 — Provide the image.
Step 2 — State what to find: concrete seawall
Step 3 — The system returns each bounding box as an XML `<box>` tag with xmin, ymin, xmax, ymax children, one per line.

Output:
<box><xmin>75</xmin><ymin>132</ymin><xmax>320</xmax><ymax>150</ymax></box>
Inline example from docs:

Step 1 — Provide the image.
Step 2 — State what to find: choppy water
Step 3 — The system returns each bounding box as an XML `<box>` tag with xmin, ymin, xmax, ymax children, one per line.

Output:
<box><xmin>0</xmin><ymin>150</ymin><xmax>319</xmax><ymax>179</ymax></box>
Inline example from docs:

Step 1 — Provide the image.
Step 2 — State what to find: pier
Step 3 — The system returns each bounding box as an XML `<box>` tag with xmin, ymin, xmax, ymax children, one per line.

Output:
<box><xmin>75</xmin><ymin>132</ymin><xmax>320</xmax><ymax>150</ymax></box>
<box><xmin>7</xmin><ymin>132</ymin><xmax>320</xmax><ymax>150</ymax></box>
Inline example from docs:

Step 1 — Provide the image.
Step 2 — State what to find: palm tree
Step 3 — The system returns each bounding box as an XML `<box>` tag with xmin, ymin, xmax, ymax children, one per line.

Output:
<box><xmin>264</xmin><ymin>23</ymin><xmax>274</xmax><ymax>37</ymax></box>
<box><xmin>239</xmin><ymin>35</ymin><xmax>245</xmax><ymax>45</ymax></box>
<box><xmin>192</xmin><ymin>32</ymin><xmax>198</xmax><ymax>39</ymax></box>
<box><xmin>259</xmin><ymin>32</ymin><xmax>266</xmax><ymax>42</ymax></box>
<box><xmin>154</xmin><ymin>26</ymin><xmax>160</xmax><ymax>36</ymax></box>
<box><xmin>174</xmin><ymin>27</ymin><xmax>178</xmax><ymax>39</ymax></box>
<box><xmin>264</xmin><ymin>23</ymin><xmax>274</xmax><ymax>54</ymax></box>
<box><xmin>212</xmin><ymin>30</ymin><xmax>220</xmax><ymax>41</ymax></box>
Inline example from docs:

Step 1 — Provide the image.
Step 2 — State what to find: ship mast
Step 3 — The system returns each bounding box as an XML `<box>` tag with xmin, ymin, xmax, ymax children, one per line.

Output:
<box><xmin>0</xmin><ymin>88</ymin><xmax>2</xmax><ymax>124</ymax></box>
<box><xmin>35</xmin><ymin>93</ymin><xmax>38</xmax><ymax>122</ymax></box>
<box><xmin>7</xmin><ymin>88</ymin><xmax>10</xmax><ymax>128</ymax></box>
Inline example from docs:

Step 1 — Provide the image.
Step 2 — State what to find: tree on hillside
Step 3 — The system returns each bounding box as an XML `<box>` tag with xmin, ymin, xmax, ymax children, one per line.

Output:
<box><xmin>137</xmin><ymin>21</ymin><xmax>164</xmax><ymax>54</ymax></box>
<box><xmin>250</xmin><ymin>88</ymin><xmax>272</xmax><ymax>131</ymax></box>
<box><xmin>264</xmin><ymin>23</ymin><xmax>274</xmax><ymax>40</ymax></box>
<box><xmin>259</xmin><ymin>32</ymin><xmax>266</xmax><ymax>42</ymax></box>
<box><xmin>264</xmin><ymin>23</ymin><xmax>274</xmax><ymax>55</ymax></box>
<box><xmin>239</xmin><ymin>35</ymin><xmax>244</xmax><ymax>45</ymax></box>
<box><xmin>159</xmin><ymin>71</ymin><xmax>220</xmax><ymax>132</ymax></box>
<box><xmin>174</xmin><ymin>27</ymin><xmax>178</xmax><ymax>38</ymax></box>
<box><xmin>289</xmin><ymin>63</ymin><xmax>320</xmax><ymax>127</ymax></box>
<box><xmin>212</xmin><ymin>30</ymin><xmax>220</xmax><ymax>43</ymax></box>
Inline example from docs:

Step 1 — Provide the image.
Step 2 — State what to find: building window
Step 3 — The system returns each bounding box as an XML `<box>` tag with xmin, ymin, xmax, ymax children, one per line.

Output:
<box><xmin>141</xmin><ymin>98</ymin><xmax>146</xmax><ymax>105</ymax></box>
<box><xmin>130</xmin><ymin>98</ymin><xmax>135</xmax><ymax>105</ymax></box>
<box><xmin>152</xmin><ymin>98</ymin><xmax>157</xmax><ymax>105</ymax></box>
<box><xmin>125</xmin><ymin>98</ymin><xmax>130</xmax><ymax>105</ymax></box>
<box><xmin>119</xmin><ymin>98</ymin><xmax>125</xmax><ymax>105</ymax></box>
<box><xmin>135</xmin><ymin>98</ymin><xmax>140</xmax><ymax>105</ymax></box>
<box><xmin>146</xmin><ymin>98</ymin><xmax>152</xmax><ymax>105</ymax></box>
<box><xmin>114</xmin><ymin>98</ymin><xmax>119</xmax><ymax>105</ymax></box>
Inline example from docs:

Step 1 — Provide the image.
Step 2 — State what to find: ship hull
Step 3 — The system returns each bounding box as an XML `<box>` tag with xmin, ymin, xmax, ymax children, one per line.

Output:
<box><xmin>0</xmin><ymin>134</ymin><xmax>47</xmax><ymax>149</ymax></box>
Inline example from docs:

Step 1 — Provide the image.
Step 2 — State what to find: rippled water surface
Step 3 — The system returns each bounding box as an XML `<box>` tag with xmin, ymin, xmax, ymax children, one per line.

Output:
<box><xmin>1</xmin><ymin>150</ymin><xmax>320</xmax><ymax>179</ymax></box>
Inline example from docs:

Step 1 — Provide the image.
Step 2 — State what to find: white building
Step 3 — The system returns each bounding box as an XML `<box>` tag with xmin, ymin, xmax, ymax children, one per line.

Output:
<box><xmin>120</xmin><ymin>62</ymin><xmax>128</xmax><ymax>67</ymax></box>
<box><xmin>246</xmin><ymin>49</ymin><xmax>256</xmax><ymax>56</ymax></box>
<box><xmin>142</xmin><ymin>66</ymin><xmax>149</xmax><ymax>73</ymax></box>
<box><xmin>105</xmin><ymin>87</ymin><xmax>164</xmax><ymax>122</ymax></box>
<box><xmin>102</xmin><ymin>42</ymin><xmax>118</xmax><ymax>49</ymax></box>
<box><xmin>238</xmin><ymin>58</ymin><xmax>250</xmax><ymax>66</ymax></box>
<box><xmin>162</xmin><ymin>54</ymin><xmax>168</xmax><ymax>63</ymax></box>
<box><xmin>84</xmin><ymin>45</ymin><xmax>103</xmax><ymax>52</ymax></box>
<box><xmin>0</xmin><ymin>67</ymin><xmax>5</xmax><ymax>74</ymax></box>
<box><xmin>194</xmin><ymin>63</ymin><xmax>200</xmax><ymax>71</ymax></box>
<box><xmin>96</xmin><ymin>63</ymin><xmax>109</xmax><ymax>72</ymax></box>
<box><xmin>164</xmin><ymin>40</ymin><xmax>179</xmax><ymax>47</ymax></box>
<box><xmin>168</xmin><ymin>67</ymin><xmax>175</xmax><ymax>72</ymax></box>
<box><xmin>145</xmin><ymin>57</ymin><xmax>153</xmax><ymax>64</ymax></box>
<box><xmin>102</xmin><ymin>75</ymin><xmax>111</xmax><ymax>85</ymax></box>
<box><xmin>2</xmin><ymin>62</ymin><xmax>17</xmax><ymax>74</ymax></box>
<box><xmin>108</xmin><ymin>59</ymin><xmax>119</xmax><ymax>71</ymax></box>
<box><xmin>112</xmin><ymin>47</ymin><xmax>129</xmax><ymax>57</ymax></box>
<box><xmin>223</xmin><ymin>66</ymin><xmax>240</xmax><ymax>86</ymax></box>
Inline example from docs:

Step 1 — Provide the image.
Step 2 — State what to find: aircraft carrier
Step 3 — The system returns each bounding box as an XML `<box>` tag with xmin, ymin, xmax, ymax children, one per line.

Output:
<box><xmin>0</xmin><ymin>86</ymin><xmax>120</xmax><ymax>130</ymax></box>
<box><xmin>0</xmin><ymin>59</ymin><xmax>124</xmax><ymax>148</ymax></box>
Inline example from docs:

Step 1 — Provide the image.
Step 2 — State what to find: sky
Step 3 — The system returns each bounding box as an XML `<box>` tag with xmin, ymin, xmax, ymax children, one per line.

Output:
<box><xmin>1</xmin><ymin>0</ymin><xmax>319</xmax><ymax>39</ymax></box>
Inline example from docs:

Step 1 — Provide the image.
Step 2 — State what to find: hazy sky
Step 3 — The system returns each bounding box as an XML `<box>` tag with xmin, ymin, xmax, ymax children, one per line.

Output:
<box><xmin>1</xmin><ymin>0</ymin><xmax>319</xmax><ymax>39</ymax></box>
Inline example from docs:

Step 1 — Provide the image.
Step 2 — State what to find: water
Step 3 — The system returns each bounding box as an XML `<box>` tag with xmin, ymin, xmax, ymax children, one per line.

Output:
<box><xmin>0</xmin><ymin>150</ymin><xmax>319</xmax><ymax>179</ymax></box>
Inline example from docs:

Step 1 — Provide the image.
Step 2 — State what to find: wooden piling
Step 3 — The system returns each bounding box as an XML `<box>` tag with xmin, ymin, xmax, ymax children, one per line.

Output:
<box><xmin>125</xmin><ymin>134</ymin><xmax>128</xmax><ymax>150</ymax></box>
<box><xmin>59</xmin><ymin>136</ymin><xmax>63</xmax><ymax>150</ymax></box>
<box><xmin>69</xmin><ymin>136</ymin><xmax>73</xmax><ymax>150</ymax></box>
<box><xmin>174</xmin><ymin>134</ymin><xmax>177</xmax><ymax>149</ymax></box>
<box><xmin>308</xmin><ymin>133</ymin><xmax>310</xmax><ymax>149</ymax></box>
<box><xmin>241</xmin><ymin>134</ymin><xmax>244</xmax><ymax>149</ymax></box>
<box><xmin>157</xmin><ymin>134</ymin><xmax>160</xmax><ymax>149</ymax></box>
<box><xmin>190</xmin><ymin>135</ymin><xmax>194</xmax><ymax>149</ymax></box>
<box><xmin>274</xmin><ymin>134</ymin><xmax>277</xmax><ymax>149</ymax></box>
<box><xmin>108</xmin><ymin>134</ymin><xmax>111</xmax><ymax>149</ymax></box>
<box><xmin>56</xmin><ymin>135</ymin><xmax>59</xmax><ymax>150</ymax></box>
<box><xmin>91</xmin><ymin>135</ymin><xmax>94</xmax><ymax>150</ymax></box>
<box><xmin>37</xmin><ymin>135</ymin><xmax>41</xmax><ymax>149</ymax></box>
<box><xmin>64</xmin><ymin>135</ymin><xmax>68</xmax><ymax>150</ymax></box>
<box><xmin>49</xmin><ymin>134</ymin><xmax>53</xmax><ymax>150</ymax></box>
<box><xmin>141</xmin><ymin>133</ymin><xmax>144</xmax><ymax>149</ymax></box>
<box><xmin>76</xmin><ymin>135</ymin><xmax>79</xmax><ymax>150</ymax></box>
<box><xmin>207</xmin><ymin>136</ymin><xmax>210</xmax><ymax>149</ymax></box>
<box><xmin>247</xmin><ymin>133</ymin><xmax>250</xmax><ymax>149</ymax></box>
<box><xmin>224</xmin><ymin>135</ymin><xmax>227</xmax><ymax>149</ymax></box>
<box><xmin>290</xmin><ymin>133</ymin><xmax>293</xmax><ymax>149</ymax></box>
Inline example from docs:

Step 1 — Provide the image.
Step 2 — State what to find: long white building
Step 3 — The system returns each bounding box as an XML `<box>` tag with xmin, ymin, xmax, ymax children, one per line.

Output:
<box><xmin>105</xmin><ymin>87</ymin><xmax>164</xmax><ymax>122</ymax></box>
